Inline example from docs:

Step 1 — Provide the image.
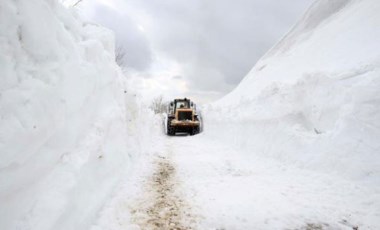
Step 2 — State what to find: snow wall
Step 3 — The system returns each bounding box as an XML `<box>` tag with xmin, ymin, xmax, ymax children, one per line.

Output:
<box><xmin>0</xmin><ymin>0</ymin><xmax>157</xmax><ymax>229</ymax></box>
<box><xmin>206</xmin><ymin>0</ymin><xmax>380</xmax><ymax>183</ymax></box>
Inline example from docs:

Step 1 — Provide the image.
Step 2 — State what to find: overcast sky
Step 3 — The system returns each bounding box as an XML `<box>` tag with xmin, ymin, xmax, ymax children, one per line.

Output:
<box><xmin>74</xmin><ymin>0</ymin><xmax>314</xmax><ymax>103</ymax></box>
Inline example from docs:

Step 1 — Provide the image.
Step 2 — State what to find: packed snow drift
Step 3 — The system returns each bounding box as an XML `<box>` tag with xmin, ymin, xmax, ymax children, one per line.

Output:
<box><xmin>207</xmin><ymin>0</ymin><xmax>380</xmax><ymax>183</ymax></box>
<box><xmin>0</xmin><ymin>0</ymin><xmax>157</xmax><ymax>229</ymax></box>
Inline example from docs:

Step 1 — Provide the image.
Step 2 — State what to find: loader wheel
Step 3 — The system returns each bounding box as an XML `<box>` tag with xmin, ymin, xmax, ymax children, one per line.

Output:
<box><xmin>190</xmin><ymin>126</ymin><xmax>199</xmax><ymax>136</ymax></box>
<box><xmin>168</xmin><ymin>126</ymin><xmax>175</xmax><ymax>136</ymax></box>
<box><xmin>167</xmin><ymin>119</ymin><xmax>175</xmax><ymax>136</ymax></box>
<box><xmin>195</xmin><ymin>126</ymin><xmax>200</xmax><ymax>135</ymax></box>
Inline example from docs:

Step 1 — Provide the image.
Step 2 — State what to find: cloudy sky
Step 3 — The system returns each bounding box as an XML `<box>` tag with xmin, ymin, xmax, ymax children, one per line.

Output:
<box><xmin>71</xmin><ymin>0</ymin><xmax>314</xmax><ymax>103</ymax></box>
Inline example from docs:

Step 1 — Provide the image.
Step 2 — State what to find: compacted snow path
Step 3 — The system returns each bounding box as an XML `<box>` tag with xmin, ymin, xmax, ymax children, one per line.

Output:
<box><xmin>91</xmin><ymin>138</ymin><xmax>198</xmax><ymax>230</ymax></box>
<box><xmin>92</xmin><ymin>133</ymin><xmax>379</xmax><ymax>230</ymax></box>
<box><xmin>128</xmin><ymin>153</ymin><xmax>197</xmax><ymax>230</ymax></box>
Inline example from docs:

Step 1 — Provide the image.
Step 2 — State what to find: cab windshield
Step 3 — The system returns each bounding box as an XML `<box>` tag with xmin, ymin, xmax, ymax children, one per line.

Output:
<box><xmin>176</xmin><ymin>100</ymin><xmax>189</xmax><ymax>109</ymax></box>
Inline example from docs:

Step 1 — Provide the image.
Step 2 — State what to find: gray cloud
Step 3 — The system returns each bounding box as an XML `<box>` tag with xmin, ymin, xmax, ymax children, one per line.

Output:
<box><xmin>81</xmin><ymin>0</ymin><xmax>313</xmax><ymax>102</ymax></box>
<box><xmin>85</xmin><ymin>4</ymin><xmax>153</xmax><ymax>71</ymax></box>
<box><xmin>131</xmin><ymin>0</ymin><xmax>313</xmax><ymax>90</ymax></box>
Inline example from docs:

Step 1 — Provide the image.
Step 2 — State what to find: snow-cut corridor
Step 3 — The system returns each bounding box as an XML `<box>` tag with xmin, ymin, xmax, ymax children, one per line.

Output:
<box><xmin>91</xmin><ymin>133</ymin><xmax>379</xmax><ymax>230</ymax></box>
<box><xmin>2</xmin><ymin>0</ymin><xmax>380</xmax><ymax>229</ymax></box>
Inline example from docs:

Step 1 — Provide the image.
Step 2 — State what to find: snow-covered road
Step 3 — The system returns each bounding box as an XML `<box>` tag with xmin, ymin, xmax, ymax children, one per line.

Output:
<box><xmin>2</xmin><ymin>1</ymin><xmax>380</xmax><ymax>229</ymax></box>
<box><xmin>92</xmin><ymin>133</ymin><xmax>380</xmax><ymax>230</ymax></box>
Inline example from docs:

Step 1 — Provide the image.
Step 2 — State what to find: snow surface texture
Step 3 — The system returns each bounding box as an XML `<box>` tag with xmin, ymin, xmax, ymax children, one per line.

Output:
<box><xmin>89</xmin><ymin>1</ymin><xmax>380</xmax><ymax>229</ymax></box>
<box><xmin>2</xmin><ymin>0</ymin><xmax>380</xmax><ymax>229</ymax></box>
<box><xmin>173</xmin><ymin>136</ymin><xmax>378</xmax><ymax>229</ymax></box>
<box><xmin>208</xmin><ymin>0</ymin><xmax>380</xmax><ymax>183</ymax></box>
<box><xmin>0</xmin><ymin>0</ymin><xmax>157</xmax><ymax>229</ymax></box>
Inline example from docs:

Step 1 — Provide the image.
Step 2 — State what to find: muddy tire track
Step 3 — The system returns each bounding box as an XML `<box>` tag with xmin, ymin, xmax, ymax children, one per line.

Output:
<box><xmin>130</xmin><ymin>155</ymin><xmax>196</xmax><ymax>230</ymax></box>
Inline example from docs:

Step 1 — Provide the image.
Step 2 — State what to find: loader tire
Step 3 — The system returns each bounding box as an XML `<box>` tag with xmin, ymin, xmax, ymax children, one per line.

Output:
<box><xmin>168</xmin><ymin>127</ymin><xmax>175</xmax><ymax>136</ymax></box>
<box><xmin>190</xmin><ymin>126</ymin><xmax>199</xmax><ymax>136</ymax></box>
<box><xmin>167</xmin><ymin>119</ymin><xmax>175</xmax><ymax>136</ymax></box>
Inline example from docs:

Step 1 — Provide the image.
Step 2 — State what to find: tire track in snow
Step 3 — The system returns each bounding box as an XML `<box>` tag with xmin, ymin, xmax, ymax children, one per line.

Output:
<box><xmin>130</xmin><ymin>154</ymin><xmax>196</xmax><ymax>230</ymax></box>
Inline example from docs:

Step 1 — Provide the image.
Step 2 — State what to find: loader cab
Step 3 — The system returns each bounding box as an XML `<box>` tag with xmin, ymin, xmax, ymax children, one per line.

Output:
<box><xmin>168</xmin><ymin>98</ymin><xmax>193</xmax><ymax>116</ymax></box>
<box><xmin>175</xmin><ymin>99</ymin><xmax>190</xmax><ymax>110</ymax></box>
<box><xmin>175</xmin><ymin>99</ymin><xmax>190</xmax><ymax>109</ymax></box>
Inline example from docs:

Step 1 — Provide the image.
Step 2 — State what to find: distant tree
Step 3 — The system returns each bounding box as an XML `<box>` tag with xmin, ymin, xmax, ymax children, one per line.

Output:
<box><xmin>72</xmin><ymin>0</ymin><xmax>84</xmax><ymax>7</ymax></box>
<box><xmin>59</xmin><ymin>0</ymin><xmax>84</xmax><ymax>7</ymax></box>
<box><xmin>115</xmin><ymin>44</ymin><xmax>127</xmax><ymax>68</ymax></box>
<box><xmin>149</xmin><ymin>95</ymin><xmax>167</xmax><ymax>114</ymax></box>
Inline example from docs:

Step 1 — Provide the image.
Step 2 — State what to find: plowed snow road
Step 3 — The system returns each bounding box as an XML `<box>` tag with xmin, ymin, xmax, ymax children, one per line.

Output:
<box><xmin>91</xmin><ymin>134</ymin><xmax>379</xmax><ymax>230</ymax></box>
<box><xmin>129</xmin><ymin>154</ymin><xmax>196</xmax><ymax>230</ymax></box>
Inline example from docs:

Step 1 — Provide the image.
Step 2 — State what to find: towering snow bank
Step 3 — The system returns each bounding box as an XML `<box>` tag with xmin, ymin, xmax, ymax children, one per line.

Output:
<box><xmin>0</xmin><ymin>0</ymin><xmax>155</xmax><ymax>229</ymax></box>
<box><xmin>207</xmin><ymin>0</ymin><xmax>380</xmax><ymax>183</ymax></box>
